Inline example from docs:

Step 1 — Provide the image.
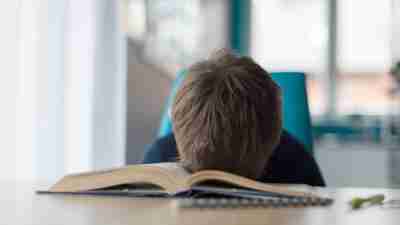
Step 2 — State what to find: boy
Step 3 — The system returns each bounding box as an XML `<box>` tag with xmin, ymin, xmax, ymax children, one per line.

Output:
<box><xmin>143</xmin><ymin>50</ymin><xmax>325</xmax><ymax>186</ymax></box>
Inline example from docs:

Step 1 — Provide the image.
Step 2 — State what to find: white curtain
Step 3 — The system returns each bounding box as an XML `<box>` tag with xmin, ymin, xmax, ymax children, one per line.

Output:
<box><xmin>13</xmin><ymin>0</ymin><xmax>126</xmax><ymax>181</ymax></box>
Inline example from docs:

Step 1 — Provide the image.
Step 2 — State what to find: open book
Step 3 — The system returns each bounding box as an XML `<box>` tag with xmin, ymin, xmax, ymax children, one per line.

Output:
<box><xmin>43</xmin><ymin>163</ymin><xmax>323</xmax><ymax>200</ymax></box>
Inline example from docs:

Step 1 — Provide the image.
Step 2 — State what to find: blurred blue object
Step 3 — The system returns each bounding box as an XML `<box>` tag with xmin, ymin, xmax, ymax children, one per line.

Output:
<box><xmin>230</xmin><ymin>0</ymin><xmax>250</xmax><ymax>55</ymax></box>
<box><xmin>158</xmin><ymin>71</ymin><xmax>313</xmax><ymax>154</ymax></box>
<box><xmin>270</xmin><ymin>72</ymin><xmax>313</xmax><ymax>153</ymax></box>
<box><xmin>158</xmin><ymin>69</ymin><xmax>186</xmax><ymax>138</ymax></box>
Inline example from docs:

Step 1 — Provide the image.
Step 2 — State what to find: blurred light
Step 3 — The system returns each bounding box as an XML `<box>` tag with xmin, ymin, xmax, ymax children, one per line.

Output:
<box><xmin>338</xmin><ymin>0</ymin><xmax>391</xmax><ymax>73</ymax></box>
<box><xmin>250</xmin><ymin>0</ymin><xmax>327</xmax><ymax>74</ymax></box>
<box><xmin>127</xmin><ymin>0</ymin><xmax>146</xmax><ymax>40</ymax></box>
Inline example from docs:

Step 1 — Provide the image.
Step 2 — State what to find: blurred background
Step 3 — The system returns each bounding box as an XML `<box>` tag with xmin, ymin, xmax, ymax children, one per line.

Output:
<box><xmin>3</xmin><ymin>0</ymin><xmax>400</xmax><ymax>187</ymax></box>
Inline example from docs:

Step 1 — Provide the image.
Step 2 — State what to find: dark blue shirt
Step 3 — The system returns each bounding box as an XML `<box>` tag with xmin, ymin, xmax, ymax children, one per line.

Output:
<box><xmin>143</xmin><ymin>131</ymin><xmax>325</xmax><ymax>186</ymax></box>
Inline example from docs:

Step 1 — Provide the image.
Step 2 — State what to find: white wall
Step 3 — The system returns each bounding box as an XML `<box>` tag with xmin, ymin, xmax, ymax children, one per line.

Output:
<box><xmin>35</xmin><ymin>0</ymin><xmax>67</xmax><ymax>181</ymax></box>
<box><xmin>92</xmin><ymin>0</ymin><xmax>127</xmax><ymax>170</ymax></box>
<box><xmin>15</xmin><ymin>0</ymin><xmax>40</xmax><ymax>181</ymax></box>
<box><xmin>64</xmin><ymin>0</ymin><xmax>126</xmax><ymax>174</ymax></box>
<box><xmin>64</xmin><ymin>0</ymin><xmax>98</xmax><ymax>175</ymax></box>
<box><xmin>0</xmin><ymin>1</ymin><xmax>20</xmax><ymax>180</ymax></box>
<box><xmin>11</xmin><ymin>0</ymin><xmax>126</xmax><ymax>181</ymax></box>
<box><xmin>392</xmin><ymin>1</ymin><xmax>400</xmax><ymax>63</ymax></box>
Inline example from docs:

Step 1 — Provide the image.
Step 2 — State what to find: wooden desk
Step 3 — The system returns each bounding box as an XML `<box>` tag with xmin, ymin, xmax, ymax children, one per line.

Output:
<box><xmin>9</xmin><ymin>182</ymin><xmax>400</xmax><ymax>225</ymax></box>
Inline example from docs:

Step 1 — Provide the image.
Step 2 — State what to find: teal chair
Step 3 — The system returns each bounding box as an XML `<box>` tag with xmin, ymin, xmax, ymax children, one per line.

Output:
<box><xmin>158</xmin><ymin>71</ymin><xmax>313</xmax><ymax>154</ymax></box>
<box><xmin>271</xmin><ymin>72</ymin><xmax>313</xmax><ymax>153</ymax></box>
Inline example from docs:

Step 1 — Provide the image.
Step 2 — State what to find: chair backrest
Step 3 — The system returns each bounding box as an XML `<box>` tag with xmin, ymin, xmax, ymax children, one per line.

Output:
<box><xmin>270</xmin><ymin>72</ymin><xmax>313</xmax><ymax>153</ymax></box>
<box><xmin>158</xmin><ymin>71</ymin><xmax>313</xmax><ymax>154</ymax></box>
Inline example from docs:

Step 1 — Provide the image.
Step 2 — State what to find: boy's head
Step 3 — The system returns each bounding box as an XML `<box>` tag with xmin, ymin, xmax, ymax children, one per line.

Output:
<box><xmin>171</xmin><ymin>49</ymin><xmax>282</xmax><ymax>180</ymax></box>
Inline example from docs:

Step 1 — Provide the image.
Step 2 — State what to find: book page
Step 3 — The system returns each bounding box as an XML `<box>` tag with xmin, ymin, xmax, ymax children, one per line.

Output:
<box><xmin>188</xmin><ymin>170</ymin><xmax>317</xmax><ymax>198</ymax></box>
<box><xmin>145</xmin><ymin>163</ymin><xmax>192</xmax><ymax>183</ymax></box>
<box><xmin>48</xmin><ymin>163</ymin><xmax>192</xmax><ymax>194</ymax></box>
<box><xmin>145</xmin><ymin>163</ymin><xmax>191</xmax><ymax>179</ymax></box>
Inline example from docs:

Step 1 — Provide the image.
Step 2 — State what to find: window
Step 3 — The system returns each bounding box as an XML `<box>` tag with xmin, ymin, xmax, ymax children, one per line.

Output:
<box><xmin>251</xmin><ymin>0</ymin><xmax>328</xmax><ymax>115</ymax></box>
<box><xmin>338</xmin><ymin>0</ymin><xmax>391</xmax><ymax>73</ymax></box>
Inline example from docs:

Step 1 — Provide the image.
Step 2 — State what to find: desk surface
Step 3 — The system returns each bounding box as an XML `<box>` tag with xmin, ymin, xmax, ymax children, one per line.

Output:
<box><xmin>8</xmin><ymin>181</ymin><xmax>400</xmax><ymax>225</ymax></box>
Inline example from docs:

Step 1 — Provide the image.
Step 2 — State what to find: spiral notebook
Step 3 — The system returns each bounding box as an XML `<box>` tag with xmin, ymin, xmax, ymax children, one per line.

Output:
<box><xmin>177</xmin><ymin>186</ymin><xmax>333</xmax><ymax>209</ymax></box>
<box><xmin>178</xmin><ymin>196</ymin><xmax>333</xmax><ymax>209</ymax></box>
